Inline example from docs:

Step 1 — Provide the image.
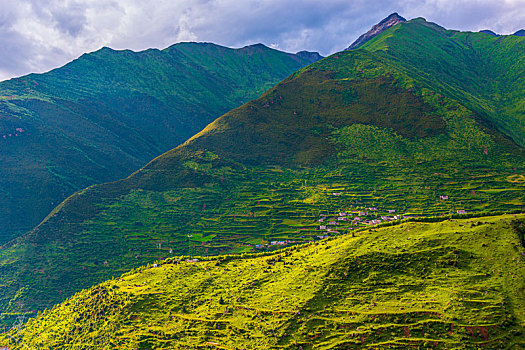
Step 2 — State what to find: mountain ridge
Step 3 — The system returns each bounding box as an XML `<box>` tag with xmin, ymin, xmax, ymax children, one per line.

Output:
<box><xmin>0</xmin><ymin>42</ymin><xmax>320</xmax><ymax>244</ymax></box>
<box><xmin>346</xmin><ymin>12</ymin><xmax>406</xmax><ymax>50</ymax></box>
<box><xmin>479</xmin><ymin>29</ymin><xmax>525</xmax><ymax>37</ymax></box>
<box><xmin>480</xmin><ymin>29</ymin><xmax>499</xmax><ymax>36</ymax></box>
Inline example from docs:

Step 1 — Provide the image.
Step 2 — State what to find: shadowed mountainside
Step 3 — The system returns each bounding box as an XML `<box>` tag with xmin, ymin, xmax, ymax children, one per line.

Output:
<box><xmin>0</xmin><ymin>42</ymin><xmax>320</xmax><ymax>243</ymax></box>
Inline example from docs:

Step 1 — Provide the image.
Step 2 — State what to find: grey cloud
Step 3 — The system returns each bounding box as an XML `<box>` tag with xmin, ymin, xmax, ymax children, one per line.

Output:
<box><xmin>51</xmin><ymin>3</ymin><xmax>89</xmax><ymax>37</ymax></box>
<box><xmin>397</xmin><ymin>0</ymin><xmax>525</xmax><ymax>34</ymax></box>
<box><xmin>0</xmin><ymin>0</ymin><xmax>524</xmax><ymax>81</ymax></box>
<box><xmin>162</xmin><ymin>0</ymin><xmax>394</xmax><ymax>54</ymax></box>
<box><xmin>26</xmin><ymin>0</ymin><xmax>92</xmax><ymax>37</ymax></box>
<box><xmin>0</xmin><ymin>2</ymin><xmax>39</xmax><ymax>79</ymax></box>
<box><xmin>0</xmin><ymin>29</ymin><xmax>33</xmax><ymax>73</ymax></box>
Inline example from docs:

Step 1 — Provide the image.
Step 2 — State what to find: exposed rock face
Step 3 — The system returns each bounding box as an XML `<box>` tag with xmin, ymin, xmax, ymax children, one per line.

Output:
<box><xmin>513</xmin><ymin>29</ymin><xmax>525</xmax><ymax>37</ymax></box>
<box><xmin>346</xmin><ymin>13</ymin><xmax>406</xmax><ymax>50</ymax></box>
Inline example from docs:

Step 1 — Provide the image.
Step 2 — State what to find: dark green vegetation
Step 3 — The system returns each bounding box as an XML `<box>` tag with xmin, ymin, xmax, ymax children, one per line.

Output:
<box><xmin>1</xmin><ymin>16</ymin><xmax>525</xmax><ymax>330</ymax></box>
<box><xmin>0</xmin><ymin>42</ymin><xmax>320</xmax><ymax>243</ymax></box>
<box><xmin>2</xmin><ymin>214</ymin><xmax>525</xmax><ymax>349</ymax></box>
<box><xmin>359</xmin><ymin>18</ymin><xmax>525</xmax><ymax>148</ymax></box>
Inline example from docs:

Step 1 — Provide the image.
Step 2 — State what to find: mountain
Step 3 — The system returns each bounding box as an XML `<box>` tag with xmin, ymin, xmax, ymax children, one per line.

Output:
<box><xmin>0</xmin><ymin>42</ymin><xmax>320</xmax><ymax>244</ymax></box>
<box><xmin>479</xmin><ymin>29</ymin><xmax>525</xmax><ymax>37</ymax></box>
<box><xmin>480</xmin><ymin>29</ymin><xmax>499</xmax><ymax>36</ymax></box>
<box><xmin>346</xmin><ymin>13</ymin><xmax>406</xmax><ymax>49</ymax></box>
<box><xmin>1</xmin><ymin>16</ymin><xmax>525</xmax><ymax>323</ymax></box>
<box><xmin>2</xmin><ymin>214</ymin><xmax>524</xmax><ymax>348</ymax></box>
<box><xmin>295</xmin><ymin>50</ymin><xmax>324</xmax><ymax>62</ymax></box>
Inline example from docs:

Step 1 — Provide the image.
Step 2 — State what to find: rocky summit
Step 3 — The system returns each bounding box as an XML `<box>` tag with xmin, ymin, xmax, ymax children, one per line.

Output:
<box><xmin>346</xmin><ymin>12</ymin><xmax>406</xmax><ymax>49</ymax></box>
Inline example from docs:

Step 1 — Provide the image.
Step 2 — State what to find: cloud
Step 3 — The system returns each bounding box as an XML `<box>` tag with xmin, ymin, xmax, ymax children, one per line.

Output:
<box><xmin>0</xmin><ymin>0</ymin><xmax>524</xmax><ymax>81</ymax></box>
<box><xmin>397</xmin><ymin>0</ymin><xmax>525</xmax><ymax>33</ymax></box>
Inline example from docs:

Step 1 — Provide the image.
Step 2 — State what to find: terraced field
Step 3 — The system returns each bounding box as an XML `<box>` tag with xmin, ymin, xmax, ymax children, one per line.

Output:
<box><xmin>2</xmin><ymin>214</ymin><xmax>524</xmax><ymax>349</ymax></box>
<box><xmin>0</xmin><ymin>42</ymin><xmax>320</xmax><ymax>243</ymax></box>
<box><xmin>81</xmin><ymin>160</ymin><xmax>525</xmax><ymax>259</ymax></box>
<box><xmin>1</xmin><ymin>155</ymin><xmax>523</xmax><ymax>326</ymax></box>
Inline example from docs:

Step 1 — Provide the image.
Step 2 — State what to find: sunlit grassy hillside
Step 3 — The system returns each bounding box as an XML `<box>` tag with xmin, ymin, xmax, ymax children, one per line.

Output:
<box><xmin>2</xmin><ymin>214</ymin><xmax>524</xmax><ymax>349</ymax></box>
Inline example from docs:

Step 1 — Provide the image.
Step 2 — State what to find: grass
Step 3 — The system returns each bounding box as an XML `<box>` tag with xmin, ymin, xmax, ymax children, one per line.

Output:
<box><xmin>2</xmin><ymin>213</ymin><xmax>524</xmax><ymax>349</ymax></box>
<box><xmin>0</xmin><ymin>149</ymin><xmax>523</xmax><ymax>323</ymax></box>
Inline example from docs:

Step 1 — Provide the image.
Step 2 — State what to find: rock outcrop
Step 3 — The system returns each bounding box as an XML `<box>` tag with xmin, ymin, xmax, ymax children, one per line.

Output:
<box><xmin>347</xmin><ymin>13</ymin><xmax>406</xmax><ymax>50</ymax></box>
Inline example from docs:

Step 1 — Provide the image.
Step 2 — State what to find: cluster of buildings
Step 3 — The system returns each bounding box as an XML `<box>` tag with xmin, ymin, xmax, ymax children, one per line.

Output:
<box><xmin>254</xmin><ymin>240</ymin><xmax>297</xmax><ymax>249</ymax></box>
<box><xmin>1</xmin><ymin>127</ymin><xmax>25</xmax><ymax>139</ymax></box>
<box><xmin>250</xmin><ymin>199</ymin><xmax>467</xmax><ymax>251</ymax></box>
<box><xmin>317</xmin><ymin>208</ymin><xmax>403</xmax><ymax>232</ymax></box>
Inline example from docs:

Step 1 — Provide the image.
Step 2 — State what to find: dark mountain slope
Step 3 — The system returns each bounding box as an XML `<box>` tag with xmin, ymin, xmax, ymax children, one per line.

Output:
<box><xmin>480</xmin><ymin>29</ymin><xmax>499</xmax><ymax>36</ymax></box>
<box><xmin>0</xmin><ymin>18</ymin><xmax>524</xmax><ymax>320</ymax></box>
<box><xmin>2</xmin><ymin>214</ymin><xmax>524</xmax><ymax>349</ymax></box>
<box><xmin>0</xmin><ymin>43</ymin><xmax>320</xmax><ymax>243</ymax></box>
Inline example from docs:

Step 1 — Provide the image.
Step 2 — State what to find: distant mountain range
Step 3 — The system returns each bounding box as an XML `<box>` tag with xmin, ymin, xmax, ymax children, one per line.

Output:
<box><xmin>0</xmin><ymin>14</ymin><xmax>524</xmax><ymax>333</ymax></box>
<box><xmin>0</xmin><ymin>43</ymin><xmax>320</xmax><ymax>244</ymax></box>
<box><xmin>480</xmin><ymin>29</ymin><xmax>525</xmax><ymax>36</ymax></box>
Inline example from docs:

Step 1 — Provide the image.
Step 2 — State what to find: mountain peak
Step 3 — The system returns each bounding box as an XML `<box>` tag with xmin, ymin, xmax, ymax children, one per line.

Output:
<box><xmin>480</xmin><ymin>29</ymin><xmax>499</xmax><ymax>37</ymax></box>
<box><xmin>294</xmin><ymin>50</ymin><xmax>323</xmax><ymax>62</ymax></box>
<box><xmin>513</xmin><ymin>29</ymin><xmax>525</xmax><ymax>37</ymax></box>
<box><xmin>346</xmin><ymin>13</ymin><xmax>406</xmax><ymax>50</ymax></box>
<box><xmin>242</xmin><ymin>43</ymin><xmax>270</xmax><ymax>50</ymax></box>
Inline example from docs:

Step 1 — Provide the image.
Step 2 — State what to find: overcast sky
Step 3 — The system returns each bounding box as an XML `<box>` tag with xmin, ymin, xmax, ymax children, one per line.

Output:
<box><xmin>0</xmin><ymin>0</ymin><xmax>524</xmax><ymax>81</ymax></box>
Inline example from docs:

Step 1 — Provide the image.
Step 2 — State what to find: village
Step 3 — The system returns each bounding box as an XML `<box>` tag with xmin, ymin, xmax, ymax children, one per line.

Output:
<box><xmin>250</xmin><ymin>206</ymin><xmax>406</xmax><ymax>250</ymax></box>
<box><xmin>0</xmin><ymin>127</ymin><xmax>25</xmax><ymax>140</ymax></box>
<box><xmin>251</xmin><ymin>197</ymin><xmax>468</xmax><ymax>250</ymax></box>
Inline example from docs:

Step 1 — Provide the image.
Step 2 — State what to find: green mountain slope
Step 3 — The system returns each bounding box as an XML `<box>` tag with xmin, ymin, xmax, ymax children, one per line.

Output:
<box><xmin>0</xmin><ymin>42</ymin><xmax>320</xmax><ymax>243</ymax></box>
<box><xmin>2</xmin><ymin>214</ymin><xmax>524</xmax><ymax>349</ymax></box>
<box><xmin>358</xmin><ymin>18</ymin><xmax>525</xmax><ymax>148</ymax></box>
<box><xmin>1</xmin><ymin>17</ymin><xmax>525</xmax><ymax>321</ymax></box>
